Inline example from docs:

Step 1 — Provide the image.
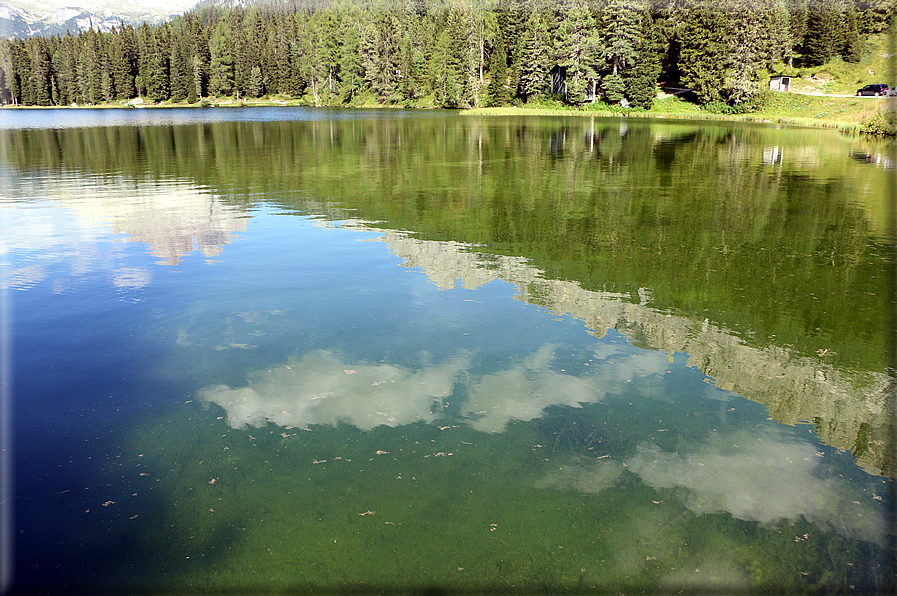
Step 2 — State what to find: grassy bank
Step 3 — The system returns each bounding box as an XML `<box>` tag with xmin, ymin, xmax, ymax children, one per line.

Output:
<box><xmin>464</xmin><ymin>91</ymin><xmax>896</xmax><ymax>135</ymax></box>
<box><xmin>7</xmin><ymin>91</ymin><xmax>894</xmax><ymax>135</ymax></box>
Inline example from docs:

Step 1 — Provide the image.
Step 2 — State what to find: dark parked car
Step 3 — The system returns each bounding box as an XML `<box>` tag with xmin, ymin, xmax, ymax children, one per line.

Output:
<box><xmin>856</xmin><ymin>84</ymin><xmax>889</xmax><ymax>96</ymax></box>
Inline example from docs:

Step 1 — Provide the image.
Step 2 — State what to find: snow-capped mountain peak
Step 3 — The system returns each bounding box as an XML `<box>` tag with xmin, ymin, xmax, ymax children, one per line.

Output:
<box><xmin>0</xmin><ymin>0</ymin><xmax>197</xmax><ymax>38</ymax></box>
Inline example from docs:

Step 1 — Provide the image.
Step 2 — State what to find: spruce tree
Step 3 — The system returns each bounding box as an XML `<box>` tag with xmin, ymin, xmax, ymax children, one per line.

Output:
<box><xmin>340</xmin><ymin>22</ymin><xmax>365</xmax><ymax>103</ymax></box>
<box><xmin>842</xmin><ymin>2</ymin><xmax>862</xmax><ymax>63</ymax></box>
<box><xmin>287</xmin><ymin>39</ymin><xmax>306</xmax><ymax>97</ymax></box>
<box><xmin>27</xmin><ymin>37</ymin><xmax>52</xmax><ymax>105</ymax></box>
<box><xmin>600</xmin><ymin>0</ymin><xmax>642</xmax><ymax>76</ymax></box>
<box><xmin>765</xmin><ymin>0</ymin><xmax>793</xmax><ymax>70</ymax></box>
<box><xmin>169</xmin><ymin>30</ymin><xmax>189</xmax><ymax>102</ymax></box>
<box><xmin>147</xmin><ymin>24</ymin><xmax>171</xmax><ymax>101</ymax></box>
<box><xmin>624</xmin><ymin>8</ymin><xmax>662</xmax><ymax>109</ymax></box>
<box><xmin>398</xmin><ymin>2</ymin><xmax>428</xmax><ymax>103</ymax></box>
<box><xmin>801</xmin><ymin>0</ymin><xmax>844</xmax><ymax>65</ymax></box>
<box><xmin>189</xmin><ymin>54</ymin><xmax>202</xmax><ymax>101</ymax></box>
<box><xmin>116</xmin><ymin>24</ymin><xmax>138</xmax><ymax>98</ymax></box>
<box><xmin>676</xmin><ymin>0</ymin><xmax>729</xmax><ymax>104</ymax></box>
<box><xmin>364</xmin><ymin>10</ymin><xmax>402</xmax><ymax>102</ymax></box>
<box><xmin>432</xmin><ymin>27</ymin><xmax>464</xmax><ymax>107</ymax></box>
<box><xmin>517</xmin><ymin>10</ymin><xmax>551</xmax><ymax>100</ymax></box>
<box><xmin>208</xmin><ymin>21</ymin><xmax>234</xmax><ymax>96</ymax></box>
<box><xmin>723</xmin><ymin>0</ymin><xmax>765</xmax><ymax>105</ymax></box>
<box><xmin>486</xmin><ymin>27</ymin><xmax>510</xmax><ymax>106</ymax></box>
<box><xmin>553</xmin><ymin>0</ymin><xmax>601</xmax><ymax>103</ymax></box>
<box><xmin>249</xmin><ymin>64</ymin><xmax>265</xmax><ymax>97</ymax></box>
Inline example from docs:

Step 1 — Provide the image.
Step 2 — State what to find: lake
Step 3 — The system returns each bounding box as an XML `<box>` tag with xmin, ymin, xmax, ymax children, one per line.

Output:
<box><xmin>1</xmin><ymin>107</ymin><xmax>894</xmax><ymax>594</ymax></box>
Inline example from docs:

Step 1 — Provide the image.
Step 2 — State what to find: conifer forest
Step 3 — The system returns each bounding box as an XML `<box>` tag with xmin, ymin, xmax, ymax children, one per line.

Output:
<box><xmin>0</xmin><ymin>0</ymin><xmax>893</xmax><ymax>110</ymax></box>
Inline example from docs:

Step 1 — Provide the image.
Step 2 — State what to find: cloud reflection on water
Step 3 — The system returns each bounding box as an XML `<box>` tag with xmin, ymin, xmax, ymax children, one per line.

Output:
<box><xmin>197</xmin><ymin>345</ymin><xmax>645</xmax><ymax>434</ymax></box>
<box><xmin>622</xmin><ymin>428</ymin><xmax>885</xmax><ymax>543</ymax></box>
<box><xmin>462</xmin><ymin>345</ymin><xmax>608</xmax><ymax>433</ymax></box>
<box><xmin>197</xmin><ymin>350</ymin><xmax>470</xmax><ymax>431</ymax></box>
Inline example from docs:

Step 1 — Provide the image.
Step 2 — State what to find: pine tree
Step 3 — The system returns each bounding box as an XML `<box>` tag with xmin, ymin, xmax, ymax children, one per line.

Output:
<box><xmin>228</xmin><ymin>8</ymin><xmax>247</xmax><ymax>97</ymax></box>
<box><xmin>842</xmin><ymin>1</ymin><xmax>862</xmax><ymax>63</ymax></box>
<box><xmin>189</xmin><ymin>54</ymin><xmax>201</xmax><ymax>101</ymax></box>
<box><xmin>486</xmin><ymin>26</ymin><xmax>510</xmax><ymax>106</ymax></box>
<box><xmin>77</xmin><ymin>29</ymin><xmax>105</xmax><ymax>104</ymax></box>
<box><xmin>553</xmin><ymin>0</ymin><xmax>601</xmax><ymax>103</ymax></box>
<box><xmin>287</xmin><ymin>38</ymin><xmax>306</xmax><ymax>97</ymax></box>
<box><xmin>50</xmin><ymin>34</ymin><xmax>78</xmax><ymax>105</ymax></box>
<box><xmin>268</xmin><ymin>14</ymin><xmax>294</xmax><ymax>95</ymax></box>
<box><xmin>602</xmin><ymin>73</ymin><xmax>625</xmax><ymax>102</ymax></box>
<box><xmin>10</xmin><ymin>40</ymin><xmax>28</xmax><ymax>105</ymax></box>
<box><xmin>723</xmin><ymin>0</ymin><xmax>765</xmax><ymax>105</ymax></box>
<box><xmin>676</xmin><ymin>0</ymin><xmax>729</xmax><ymax>104</ymax></box>
<box><xmin>241</xmin><ymin>6</ymin><xmax>266</xmax><ymax>96</ymax></box>
<box><xmin>624</xmin><ymin>8</ymin><xmax>662</xmax><ymax>108</ymax></box>
<box><xmin>208</xmin><ymin>20</ymin><xmax>234</xmax><ymax>96</ymax></box>
<box><xmin>136</xmin><ymin>22</ymin><xmax>152</xmax><ymax>97</ymax></box>
<box><xmin>600</xmin><ymin>0</ymin><xmax>642</xmax><ymax>76</ymax></box>
<box><xmin>340</xmin><ymin>21</ymin><xmax>365</xmax><ymax>103</ymax></box>
<box><xmin>116</xmin><ymin>24</ymin><xmax>138</xmax><ymax>98</ymax></box>
<box><xmin>364</xmin><ymin>10</ymin><xmax>402</xmax><ymax>102</ymax></box>
<box><xmin>431</xmin><ymin>26</ymin><xmax>464</xmax><ymax>107</ymax></box>
<box><xmin>169</xmin><ymin>28</ymin><xmax>190</xmax><ymax>102</ymax></box>
<box><xmin>801</xmin><ymin>0</ymin><xmax>844</xmax><ymax>65</ymax></box>
<box><xmin>765</xmin><ymin>0</ymin><xmax>793</xmax><ymax>70</ymax></box>
<box><xmin>147</xmin><ymin>24</ymin><xmax>171</xmax><ymax>101</ymax></box>
<box><xmin>249</xmin><ymin>64</ymin><xmax>265</xmax><ymax>97</ymax></box>
<box><xmin>517</xmin><ymin>10</ymin><xmax>551</xmax><ymax>100</ymax></box>
<box><xmin>27</xmin><ymin>37</ymin><xmax>53</xmax><ymax>105</ymax></box>
<box><xmin>504</xmin><ymin>0</ymin><xmax>530</xmax><ymax>94</ymax></box>
<box><xmin>397</xmin><ymin>1</ymin><xmax>429</xmax><ymax>103</ymax></box>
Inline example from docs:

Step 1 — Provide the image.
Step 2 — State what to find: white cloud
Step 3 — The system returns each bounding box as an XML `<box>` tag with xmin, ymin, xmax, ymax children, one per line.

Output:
<box><xmin>200</xmin><ymin>343</ymin><xmax>674</xmax><ymax>435</ymax></box>
<box><xmin>197</xmin><ymin>350</ymin><xmax>470</xmax><ymax>431</ymax></box>
<box><xmin>461</xmin><ymin>345</ymin><xmax>607</xmax><ymax>433</ymax></box>
<box><xmin>624</xmin><ymin>427</ymin><xmax>887</xmax><ymax>543</ymax></box>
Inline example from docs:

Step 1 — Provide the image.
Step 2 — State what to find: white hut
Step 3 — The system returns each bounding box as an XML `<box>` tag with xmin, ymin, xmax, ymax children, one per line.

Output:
<box><xmin>769</xmin><ymin>76</ymin><xmax>792</xmax><ymax>92</ymax></box>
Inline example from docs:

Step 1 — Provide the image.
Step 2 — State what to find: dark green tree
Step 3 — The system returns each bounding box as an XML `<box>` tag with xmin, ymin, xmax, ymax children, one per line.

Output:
<box><xmin>842</xmin><ymin>1</ymin><xmax>863</xmax><ymax>63</ymax></box>
<box><xmin>600</xmin><ymin>0</ymin><xmax>642</xmax><ymax>76</ymax></box>
<box><xmin>722</xmin><ymin>0</ymin><xmax>765</xmax><ymax>105</ymax></box>
<box><xmin>26</xmin><ymin>36</ymin><xmax>53</xmax><ymax>105</ymax></box>
<box><xmin>624</xmin><ymin>9</ymin><xmax>662</xmax><ymax>109</ymax></box>
<box><xmin>115</xmin><ymin>24</ymin><xmax>139</xmax><ymax>98</ymax></box>
<box><xmin>553</xmin><ymin>0</ymin><xmax>601</xmax><ymax>103</ymax></box>
<box><xmin>363</xmin><ymin>10</ymin><xmax>402</xmax><ymax>102</ymax></box>
<box><xmin>169</xmin><ymin>26</ymin><xmax>191</xmax><ymax>102</ymax></box>
<box><xmin>340</xmin><ymin>21</ymin><xmax>365</xmax><ymax>103</ymax></box>
<box><xmin>801</xmin><ymin>0</ymin><xmax>844</xmax><ymax>65</ymax></box>
<box><xmin>209</xmin><ymin>20</ymin><xmax>234</xmax><ymax>96</ymax></box>
<box><xmin>676</xmin><ymin>1</ymin><xmax>729</xmax><ymax>103</ymax></box>
<box><xmin>147</xmin><ymin>24</ymin><xmax>171</xmax><ymax>101</ymax></box>
<box><xmin>517</xmin><ymin>10</ymin><xmax>551</xmax><ymax>100</ymax></box>
<box><xmin>485</xmin><ymin>26</ymin><xmax>510</xmax><ymax>106</ymax></box>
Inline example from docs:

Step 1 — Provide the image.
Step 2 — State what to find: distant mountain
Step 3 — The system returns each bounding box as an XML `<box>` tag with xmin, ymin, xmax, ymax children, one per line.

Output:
<box><xmin>0</xmin><ymin>0</ymin><xmax>196</xmax><ymax>38</ymax></box>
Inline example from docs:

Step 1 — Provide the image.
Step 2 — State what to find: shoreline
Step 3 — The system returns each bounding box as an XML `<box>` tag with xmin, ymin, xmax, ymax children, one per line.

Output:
<box><xmin>3</xmin><ymin>94</ymin><xmax>894</xmax><ymax>135</ymax></box>
<box><xmin>461</xmin><ymin>106</ymin><xmax>868</xmax><ymax>134</ymax></box>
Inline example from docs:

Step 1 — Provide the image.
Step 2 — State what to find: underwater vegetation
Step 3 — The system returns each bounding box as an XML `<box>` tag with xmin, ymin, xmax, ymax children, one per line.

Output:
<box><xmin>93</xmin><ymin>381</ymin><xmax>892</xmax><ymax>595</ymax></box>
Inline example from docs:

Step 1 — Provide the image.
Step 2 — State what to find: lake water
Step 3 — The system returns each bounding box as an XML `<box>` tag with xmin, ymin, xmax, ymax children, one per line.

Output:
<box><xmin>1</xmin><ymin>107</ymin><xmax>894</xmax><ymax>594</ymax></box>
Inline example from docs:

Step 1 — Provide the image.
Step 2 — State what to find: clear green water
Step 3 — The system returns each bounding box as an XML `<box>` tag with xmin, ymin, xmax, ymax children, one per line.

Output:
<box><xmin>1</xmin><ymin>108</ymin><xmax>894</xmax><ymax>594</ymax></box>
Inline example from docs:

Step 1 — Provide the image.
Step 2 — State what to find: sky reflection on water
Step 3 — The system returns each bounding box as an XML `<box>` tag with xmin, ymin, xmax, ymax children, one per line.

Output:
<box><xmin>1</xmin><ymin>110</ymin><xmax>893</xmax><ymax>594</ymax></box>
